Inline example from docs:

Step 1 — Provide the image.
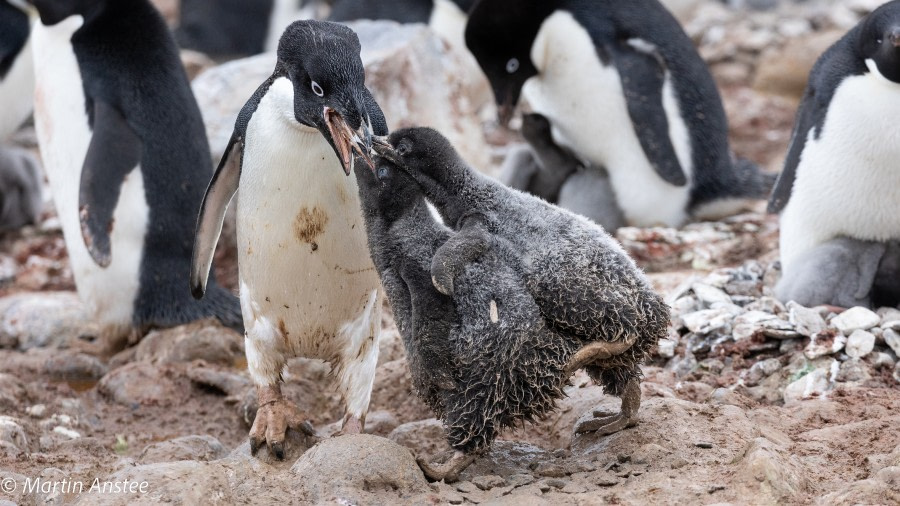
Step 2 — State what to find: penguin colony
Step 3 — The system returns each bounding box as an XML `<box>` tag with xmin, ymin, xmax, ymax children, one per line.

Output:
<box><xmin>6</xmin><ymin>0</ymin><xmax>898</xmax><ymax>483</ymax></box>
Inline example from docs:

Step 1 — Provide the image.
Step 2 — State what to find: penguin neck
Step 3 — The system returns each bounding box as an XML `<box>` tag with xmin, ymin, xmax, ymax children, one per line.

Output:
<box><xmin>413</xmin><ymin>163</ymin><xmax>496</xmax><ymax>228</ymax></box>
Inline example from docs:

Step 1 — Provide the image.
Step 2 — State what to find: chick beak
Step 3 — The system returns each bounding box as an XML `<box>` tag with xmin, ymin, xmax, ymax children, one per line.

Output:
<box><xmin>323</xmin><ymin>107</ymin><xmax>377</xmax><ymax>175</ymax></box>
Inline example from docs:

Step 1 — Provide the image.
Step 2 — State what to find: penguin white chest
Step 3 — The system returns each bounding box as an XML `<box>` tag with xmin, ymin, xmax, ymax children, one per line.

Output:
<box><xmin>523</xmin><ymin>11</ymin><xmax>692</xmax><ymax>228</ymax></box>
<box><xmin>236</xmin><ymin>77</ymin><xmax>381</xmax><ymax>375</ymax></box>
<box><xmin>780</xmin><ymin>65</ymin><xmax>900</xmax><ymax>272</ymax></box>
<box><xmin>31</xmin><ymin>18</ymin><xmax>148</xmax><ymax>331</ymax></box>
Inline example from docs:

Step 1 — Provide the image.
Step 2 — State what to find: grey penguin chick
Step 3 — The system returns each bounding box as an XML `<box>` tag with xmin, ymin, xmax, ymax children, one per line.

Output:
<box><xmin>769</xmin><ymin>0</ymin><xmax>900</xmax><ymax>308</ymax></box>
<box><xmin>30</xmin><ymin>0</ymin><xmax>242</xmax><ymax>343</ymax></box>
<box><xmin>375</xmin><ymin>127</ymin><xmax>671</xmax><ymax>476</ymax></box>
<box><xmin>776</xmin><ymin>237</ymin><xmax>900</xmax><ymax>310</ymax></box>
<box><xmin>355</xmin><ymin>149</ymin><xmax>581</xmax><ymax>482</ymax></box>
<box><xmin>192</xmin><ymin>20</ymin><xmax>387</xmax><ymax>460</ymax></box>
<box><xmin>466</xmin><ymin>0</ymin><xmax>773</xmax><ymax>228</ymax></box>
<box><xmin>0</xmin><ymin>146</ymin><xmax>42</xmax><ymax>232</ymax></box>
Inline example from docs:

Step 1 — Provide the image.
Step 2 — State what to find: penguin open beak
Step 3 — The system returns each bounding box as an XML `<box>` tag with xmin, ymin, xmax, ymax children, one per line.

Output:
<box><xmin>323</xmin><ymin>107</ymin><xmax>376</xmax><ymax>175</ymax></box>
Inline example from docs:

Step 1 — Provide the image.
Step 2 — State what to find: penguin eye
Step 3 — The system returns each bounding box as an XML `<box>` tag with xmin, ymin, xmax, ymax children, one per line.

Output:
<box><xmin>506</xmin><ymin>57</ymin><xmax>520</xmax><ymax>74</ymax></box>
<box><xmin>311</xmin><ymin>81</ymin><xmax>324</xmax><ymax>97</ymax></box>
<box><xmin>377</xmin><ymin>166</ymin><xmax>389</xmax><ymax>180</ymax></box>
<box><xmin>397</xmin><ymin>141</ymin><xmax>412</xmax><ymax>156</ymax></box>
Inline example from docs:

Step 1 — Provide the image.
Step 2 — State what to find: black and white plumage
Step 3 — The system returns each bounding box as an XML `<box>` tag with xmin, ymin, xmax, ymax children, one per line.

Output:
<box><xmin>0</xmin><ymin>0</ymin><xmax>34</xmax><ymax>141</ymax></box>
<box><xmin>30</xmin><ymin>0</ymin><xmax>241</xmax><ymax>341</ymax></box>
<box><xmin>769</xmin><ymin>1</ymin><xmax>900</xmax><ymax>309</ymax></box>
<box><xmin>191</xmin><ymin>20</ymin><xmax>388</xmax><ymax>459</ymax></box>
<box><xmin>355</xmin><ymin>147</ymin><xmax>580</xmax><ymax>482</ymax></box>
<box><xmin>374</xmin><ymin>127</ymin><xmax>670</xmax><ymax>478</ymax></box>
<box><xmin>466</xmin><ymin>0</ymin><xmax>773</xmax><ymax>228</ymax></box>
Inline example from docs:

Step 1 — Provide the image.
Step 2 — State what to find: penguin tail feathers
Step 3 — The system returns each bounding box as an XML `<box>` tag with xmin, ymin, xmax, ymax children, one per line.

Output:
<box><xmin>731</xmin><ymin>157</ymin><xmax>777</xmax><ymax>200</ymax></box>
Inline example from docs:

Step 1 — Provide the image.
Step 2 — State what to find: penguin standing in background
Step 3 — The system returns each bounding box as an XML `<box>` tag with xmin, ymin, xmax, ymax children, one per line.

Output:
<box><xmin>0</xmin><ymin>0</ymin><xmax>35</xmax><ymax>140</ymax></box>
<box><xmin>770</xmin><ymin>0</ymin><xmax>900</xmax><ymax>309</ymax></box>
<box><xmin>465</xmin><ymin>0</ymin><xmax>773</xmax><ymax>229</ymax></box>
<box><xmin>192</xmin><ymin>20</ymin><xmax>387</xmax><ymax>459</ymax></box>
<box><xmin>330</xmin><ymin>0</ymin><xmax>475</xmax><ymax>48</ymax></box>
<box><xmin>30</xmin><ymin>0</ymin><xmax>242</xmax><ymax>344</ymax></box>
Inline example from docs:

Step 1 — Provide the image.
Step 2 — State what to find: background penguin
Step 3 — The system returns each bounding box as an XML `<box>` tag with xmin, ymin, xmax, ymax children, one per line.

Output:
<box><xmin>465</xmin><ymin>0</ymin><xmax>773</xmax><ymax>228</ymax></box>
<box><xmin>329</xmin><ymin>0</ymin><xmax>475</xmax><ymax>49</ymax></box>
<box><xmin>191</xmin><ymin>20</ymin><xmax>388</xmax><ymax>460</ymax></box>
<box><xmin>356</xmin><ymin>144</ymin><xmax>580</xmax><ymax>482</ymax></box>
<box><xmin>0</xmin><ymin>146</ymin><xmax>41</xmax><ymax>232</ymax></box>
<box><xmin>29</xmin><ymin>0</ymin><xmax>242</xmax><ymax>344</ymax></box>
<box><xmin>769</xmin><ymin>0</ymin><xmax>900</xmax><ymax>309</ymax></box>
<box><xmin>0</xmin><ymin>0</ymin><xmax>35</xmax><ymax>141</ymax></box>
<box><xmin>374</xmin><ymin>127</ymin><xmax>670</xmax><ymax>466</ymax></box>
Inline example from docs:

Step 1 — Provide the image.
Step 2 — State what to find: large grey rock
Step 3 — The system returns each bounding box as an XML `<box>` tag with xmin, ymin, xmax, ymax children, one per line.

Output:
<box><xmin>98</xmin><ymin>363</ymin><xmax>187</xmax><ymax>407</ymax></box>
<box><xmin>135</xmin><ymin>320</ymin><xmax>243</xmax><ymax>366</ymax></box>
<box><xmin>0</xmin><ymin>292</ymin><xmax>100</xmax><ymax>350</ymax></box>
<box><xmin>291</xmin><ymin>434</ymin><xmax>429</xmax><ymax>502</ymax></box>
<box><xmin>76</xmin><ymin>461</ymin><xmax>234</xmax><ymax>505</ymax></box>
<box><xmin>193</xmin><ymin>20</ymin><xmax>491</xmax><ymax>170</ymax></box>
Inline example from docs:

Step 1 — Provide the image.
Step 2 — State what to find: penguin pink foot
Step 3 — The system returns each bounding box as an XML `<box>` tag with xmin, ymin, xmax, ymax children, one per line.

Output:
<box><xmin>574</xmin><ymin>377</ymin><xmax>640</xmax><ymax>435</ymax></box>
<box><xmin>249</xmin><ymin>384</ymin><xmax>316</xmax><ymax>460</ymax></box>
<box><xmin>417</xmin><ymin>451</ymin><xmax>477</xmax><ymax>483</ymax></box>
<box><xmin>337</xmin><ymin>414</ymin><xmax>365</xmax><ymax>436</ymax></box>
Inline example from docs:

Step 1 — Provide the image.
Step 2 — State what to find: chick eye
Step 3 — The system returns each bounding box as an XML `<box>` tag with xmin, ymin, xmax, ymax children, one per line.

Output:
<box><xmin>397</xmin><ymin>141</ymin><xmax>411</xmax><ymax>156</ymax></box>
<box><xmin>377</xmin><ymin>166</ymin><xmax>389</xmax><ymax>180</ymax></box>
<box><xmin>311</xmin><ymin>81</ymin><xmax>324</xmax><ymax>97</ymax></box>
<box><xmin>506</xmin><ymin>57</ymin><xmax>520</xmax><ymax>74</ymax></box>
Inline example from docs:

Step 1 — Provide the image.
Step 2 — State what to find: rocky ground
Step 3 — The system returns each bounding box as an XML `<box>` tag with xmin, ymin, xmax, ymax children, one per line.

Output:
<box><xmin>2</xmin><ymin>1</ymin><xmax>900</xmax><ymax>505</ymax></box>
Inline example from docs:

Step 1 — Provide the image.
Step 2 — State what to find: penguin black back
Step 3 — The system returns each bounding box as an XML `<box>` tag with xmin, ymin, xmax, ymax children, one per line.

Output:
<box><xmin>0</xmin><ymin>0</ymin><xmax>29</xmax><ymax>79</ymax></box>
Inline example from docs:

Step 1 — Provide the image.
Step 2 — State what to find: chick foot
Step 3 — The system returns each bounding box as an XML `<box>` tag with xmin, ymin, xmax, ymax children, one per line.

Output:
<box><xmin>574</xmin><ymin>377</ymin><xmax>640</xmax><ymax>435</ymax></box>
<box><xmin>417</xmin><ymin>451</ymin><xmax>477</xmax><ymax>483</ymax></box>
<box><xmin>249</xmin><ymin>384</ymin><xmax>316</xmax><ymax>460</ymax></box>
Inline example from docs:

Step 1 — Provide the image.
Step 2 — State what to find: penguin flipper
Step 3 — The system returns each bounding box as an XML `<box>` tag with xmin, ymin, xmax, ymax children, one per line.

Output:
<box><xmin>78</xmin><ymin>99</ymin><xmax>143</xmax><ymax>267</ymax></box>
<box><xmin>768</xmin><ymin>88</ymin><xmax>824</xmax><ymax>213</ymax></box>
<box><xmin>190</xmin><ymin>135</ymin><xmax>242</xmax><ymax>299</ymax></box>
<box><xmin>610</xmin><ymin>42</ymin><xmax>687</xmax><ymax>187</ymax></box>
<box><xmin>362</xmin><ymin>88</ymin><xmax>389</xmax><ymax>136</ymax></box>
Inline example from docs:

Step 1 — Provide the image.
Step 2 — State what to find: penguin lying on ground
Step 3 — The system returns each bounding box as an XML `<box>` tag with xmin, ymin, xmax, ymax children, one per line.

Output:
<box><xmin>769</xmin><ymin>0</ymin><xmax>900</xmax><ymax>309</ymax></box>
<box><xmin>356</xmin><ymin>144</ymin><xmax>581</xmax><ymax>482</ymax></box>
<box><xmin>0</xmin><ymin>0</ymin><xmax>35</xmax><ymax>141</ymax></box>
<box><xmin>374</xmin><ymin>127</ymin><xmax>670</xmax><ymax>478</ymax></box>
<box><xmin>500</xmin><ymin>113</ymin><xmax>625</xmax><ymax>231</ymax></box>
<box><xmin>192</xmin><ymin>20</ymin><xmax>387</xmax><ymax>459</ymax></box>
<box><xmin>30</xmin><ymin>0</ymin><xmax>242</xmax><ymax>345</ymax></box>
<box><xmin>0</xmin><ymin>146</ymin><xmax>41</xmax><ymax>232</ymax></box>
<box><xmin>466</xmin><ymin>0</ymin><xmax>773</xmax><ymax>228</ymax></box>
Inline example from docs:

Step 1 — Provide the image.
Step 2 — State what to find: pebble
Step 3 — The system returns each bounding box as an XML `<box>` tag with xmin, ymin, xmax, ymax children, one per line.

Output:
<box><xmin>883</xmin><ymin>329</ymin><xmax>900</xmax><ymax>356</ymax></box>
<box><xmin>472</xmin><ymin>475</ymin><xmax>506</xmax><ymax>491</ymax></box>
<box><xmin>658</xmin><ymin>339</ymin><xmax>677</xmax><ymax>358</ymax></box>
<box><xmin>867</xmin><ymin>352</ymin><xmax>896</xmax><ymax>370</ymax></box>
<box><xmin>52</xmin><ymin>426</ymin><xmax>80</xmax><ymax>439</ymax></box>
<box><xmin>534</xmin><ymin>462</ymin><xmax>568</xmax><ymax>478</ymax></box>
<box><xmin>745</xmin><ymin>358</ymin><xmax>781</xmax><ymax>386</ymax></box>
<box><xmin>0</xmin><ymin>416</ymin><xmax>27</xmax><ymax>450</ymax></box>
<box><xmin>561</xmin><ymin>482</ymin><xmax>588</xmax><ymax>494</ymax></box>
<box><xmin>455</xmin><ymin>481</ymin><xmax>478</xmax><ymax>494</ymax></box>
<box><xmin>804</xmin><ymin>331</ymin><xmax>846</xmax><ymax>359</ymax></box>
<box><xmin>682</xmin><ymin>309</ymin><xmax>732</xmax><ymax>334</ymax></box>
<box><xmin>784</xmin><ymin>368</ymin><xmax>830</xmax><ymax>403</ymax></box>
<box><xmin>692</xmin><ymin>283</ymin><xmax>733</xmax><ymax>307</ymax></box>
<box><xmin>831</xmin><ymin>307</ymin><xmax>880</xmax><ymax>335</ymax></box>
<box><xmin>26</xmin><ymin>404</ymin><xmax>47</xmax><ymax>418</ymax></box>
<box><xmin>787</xmin><ymin>302</ymin><xmax>826</xmax><ymax>337</ymax></box>
<box><xmin>845</xmin><ymin>330</ymin><xmax>876</xmax><ymax>359</ymax></box>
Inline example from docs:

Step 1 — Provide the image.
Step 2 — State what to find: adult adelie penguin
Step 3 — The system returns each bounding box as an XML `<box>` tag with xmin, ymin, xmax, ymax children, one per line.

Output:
<box><xmin>330</xmin><ymin>0</ymin><xmax>475</xmax><ymax>48</ymax></box>
<box><xmin>191</xmin><ymin>20</ymin><xmax>387</xmax><ymax>459</ymax></box>
<box><xmin>0</xmin><ymin>0</ymin><xmax>35</xmax><ymax>141</ymax></box>
<box><xmin>29</xmin><ymin>0</ymin><xmax>242</xmax><ymax>342</ymax></box>
<box><xmin>465</xmin><ymin>0</ymin><xmax>772</xmax><ymax>228</ymax></box>
<box><xmin>769</xmin><ymin>0</ymin><xmax>900</xmax><ymax>309</ymax></box>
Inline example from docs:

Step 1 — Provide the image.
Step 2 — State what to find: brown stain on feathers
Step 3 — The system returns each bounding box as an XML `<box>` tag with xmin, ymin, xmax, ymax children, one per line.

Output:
<box><xmin>293</xmin><ymin>206</ymin><xmax>329</xmax><ymax>245</ymax></box>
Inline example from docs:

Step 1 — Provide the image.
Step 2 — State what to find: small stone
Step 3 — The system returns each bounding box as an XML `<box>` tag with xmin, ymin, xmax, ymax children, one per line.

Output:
<box><xmin>671</xmin><ymin>295</ymin><xmax>700</xmax><ymax>316</ymax></box>
<box><xmin>831</xmin><ymin>307</ymin><xmax>880</xmax><ymax>335</ymax></box>
<box><xmin>882</xmin><ymin>320</ymin><xmax>900</xmax><ymax>332</ymax></box>
<box><xmin>0</xmin><ymin>416</ymin><xmax>27</xmax><ymax>451</ymax></box>
<box><xmin>657</xmin><ymin>338</ymin><xmax>676</xmax><ymax>358</ymax></box>
<box><xmin>472</xmin><ymin>475</ymin><xmax>506</xmax><ymax>491</ymax></box>
<box><xmin>692</xmin><ymin>283</ymin><xmax>733</xmax><ymax>307</ymax></box>
<box><xmin>784</xmin><ymin>368</ymin><xmax>830</xmax><ymax>403</ymax></box>
<box><xmin>845</xmin><ymin>330</ymin><xmax>876</xmax><ymax>359</ymax></box>
<box><xmin>884</xmin><ymin>329</ymin><xmax>900</xmax><ymax>356</ymax></box>
<box><xmin>867</xmin><ymin>352</ymin><xmax>896</xmax><ymax>370</ymax></box>
<box><xmin>836</xmin><ymin>358</ymin><xmax>871</xmax><ymax>384</ymax></box>
<box><xmin>535</xmin><ymin>461</ymin><xmax>568</xmax><ymax>478</ymax></box>
<box><xmin>447</xmin><ymin>492</ymin><xmax>464</xmax><ymax>504</ymax></box>
<box><xmin>877</xmin><ymin>307</ymin><xmax>900</xmax><ymax>323</ymax></box>
<box><xmin>596</xmin><ymin>473</ymin><xmax>620</xmax><ymax>486</ymax></box>
<box><xmin>544</xmin><ymin>478</ymin><xmax>568</xmax><ymax>490</ymax></box>
<box><xmin>805</xmin><ymin>331</ymin><xmax>847</xmax><ymax>359</ymax></box>
<box><xmin>26</xmin><ymin>404</ymin><xmax>47</xmax><ymax>418</ymax></box>
<box><xmin>139</xmin><ymin>435</ymin><xmax>227</xmax><ymax>464</ymax></box>
<box><xmin>455</xmin><ymin>481</ymin><xmax>478</xmax><ymax>493</ymax></box>
<box><xmin>788</xmin><ymin>301</ymin><xmax>827</xmax><ymax>337</ymax></box>
<box><xmin>682</xmin><ymin>309</ymin><xmax>732</xmax><ymax>335</ymax></box>
<box><xmin>52</xmin><ymin>426</ymin><xmax>80</xmax><ymax>439</ymax></box>
<box><xmin>561</xmin><ymin>482</ymin><xmax>588</xmax><ymax>494</ymax></box>
<box><xmin>745</xmin><ymin>358</ymin><xmax>781</xmax><ymax>386</ymax></box>
<box><xmin>745</xmin><ymin>297</ymin><xmax>786</xmax><ymax>315</ymax></box>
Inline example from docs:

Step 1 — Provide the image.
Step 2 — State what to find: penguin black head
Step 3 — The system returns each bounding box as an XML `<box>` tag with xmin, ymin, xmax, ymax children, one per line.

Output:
<box><xmin>858</xmin><ymin>1</ymin><xmax>900</xmax><ymax>83</ymax></box>
<box><xmin>465</xmin><ymin>1</ymin><xmax>556</xmax><ymax>125</ymax></box>
<box><xmin>28</xmin><ymin>0</ymin><xmax>102</xmax><ymax>26</ymax></box>
<box><xmin>276</xmin><ymin>20</ymin><xmax>387</xmax><ymax>175</ymax></box>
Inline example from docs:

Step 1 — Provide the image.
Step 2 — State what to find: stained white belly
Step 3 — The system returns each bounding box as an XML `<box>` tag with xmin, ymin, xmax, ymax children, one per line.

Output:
<box><xmin>780</xmin><ymin>66</ymin><xmax>900</xmax><ymax>274</ymax></box>
<box><xmin>0</xmin><ymin>24</ymin><xmax>34</xmax><ymax>141</ymax></box>
<box><xmin>32</xmin><ymin>18</ymin><xmax>148</xmax><ymax>330</ymax></box>
<box><xmin>237</xmin><ymin>77</ymin><xmax>381</xmax><ymax>362</ymax></box>
<box><xmin>523</xmin><ymin>11</ymin><xmax>692</xmax><ymax>227</ymax></box>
